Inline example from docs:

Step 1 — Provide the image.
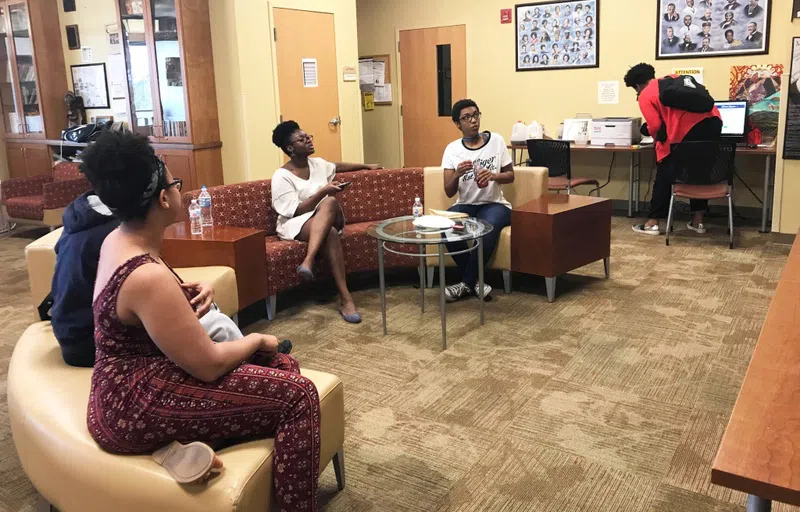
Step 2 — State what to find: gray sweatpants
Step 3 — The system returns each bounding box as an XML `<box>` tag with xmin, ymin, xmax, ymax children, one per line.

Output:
<box><xmin>199</xmin><ymin>305</ymin><xmax>243</xmax><ymax>342</ymax></box>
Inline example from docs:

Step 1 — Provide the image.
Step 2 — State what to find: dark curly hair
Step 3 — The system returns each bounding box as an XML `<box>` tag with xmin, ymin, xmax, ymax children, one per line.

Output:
<box><xmin>80</xmin><ymin>130</ymin><xmax>165</xmax><ymax>222</ymax></box>
<box><xmin>451</xmin><ymin>99</ymin><xmax>479</xmax><ymax>124</ymax></box>
<box><xmin>623</xmin><ymin>63</ymin><xmax>656</xmax><ymax>89</ymax></box>
<box><xmin>272</xmin><ymin>120</ymin><xmax>301</xmax><ymax>155</ymax></box>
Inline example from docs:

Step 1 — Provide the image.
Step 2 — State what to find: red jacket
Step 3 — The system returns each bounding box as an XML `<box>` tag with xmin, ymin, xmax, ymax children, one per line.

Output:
<box><xmin>638</xmin><ymin>76</ymin><xmax>722</xmax><ymax>162</ymax></box>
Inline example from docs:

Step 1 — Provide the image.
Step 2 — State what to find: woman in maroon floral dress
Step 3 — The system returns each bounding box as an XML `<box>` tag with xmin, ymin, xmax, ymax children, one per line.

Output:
<box><xmin>83</xmin><ymin>131</ymin><xmax>321</xmax><ymax>511</ymax></box>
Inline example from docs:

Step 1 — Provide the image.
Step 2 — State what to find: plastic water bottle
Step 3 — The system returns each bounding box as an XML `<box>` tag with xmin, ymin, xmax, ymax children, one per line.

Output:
<box><xmin>412</xmin><ymin>197</ymin><xmax>423</xmax><ymax>218</ymax></box>
<box><xmin>198</xmin><ymin>186</ymin><xmax>213</xmax><ymax>227</ymax></box>
<box><xmin>189</xmin><ymin>199</ymin><xmax>202</xmax><ymax>235</ymax></box>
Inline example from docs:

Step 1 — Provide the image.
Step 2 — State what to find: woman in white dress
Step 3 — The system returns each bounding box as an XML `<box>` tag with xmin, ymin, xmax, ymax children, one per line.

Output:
<box><xmin>270</xmin><ymin>121</ymin><xmax>381</xmax><ymax>323</ymax></box>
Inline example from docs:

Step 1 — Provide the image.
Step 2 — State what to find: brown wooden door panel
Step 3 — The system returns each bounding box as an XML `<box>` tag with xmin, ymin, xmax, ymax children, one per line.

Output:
<box><xmin>274</xmin><ymin>8</ymin><xmax>341</xmax><ymax>162</ymax></box>
<box><xmin>157</xmin><ymin>149</ymin><xmax>196</xmax><ymax>192</ymax></box>
<box><xmin>6</xmin><ymin>142</ymin><xmax>25</xmax><ymax>178</ymax></box>
<box><xmin>400</xmin><ymin>25</ymin><xmax>466</xmax><ymax>168</ymax></box>
<box><xmin>23</xmin><ymin>144</ymin><xmax>51</xmax><ymax>177</ymax></box>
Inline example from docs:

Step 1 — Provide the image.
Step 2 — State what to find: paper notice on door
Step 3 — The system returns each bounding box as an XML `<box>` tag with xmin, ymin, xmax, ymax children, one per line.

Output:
<box><xmin>373</xmin><ymin>60</ymin><xmax>386</xmax><ymax>86</ymax></box>
<box><xmin>302</xmin><ymin>58</ymin><xmax>318</xmax><ymax>87</ymax></box>
<box><xmin>109</xmin><ymin>53</ymin><xmax>127</xmax><ymax>99</ymax></box>
<box><xmin>598</xmin><ymin>81</ymin><xmax>619</xmax><ymax>105</ymax></box>
<box><xmin>374</xmin><ymin>84</ymin><xmax>392</xmax><ymax>104</ymax></box>
<box><xmin>358</xmin><ymin>58</ymin><xmax>373</xmax><ymax>88</ymax></box>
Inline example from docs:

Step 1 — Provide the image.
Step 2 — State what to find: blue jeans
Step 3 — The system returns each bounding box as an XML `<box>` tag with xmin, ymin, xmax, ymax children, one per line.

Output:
<box><xmin>446</xmin><ymin>203</ymin><xmax>511</xmax><ymax>287</ymax></box>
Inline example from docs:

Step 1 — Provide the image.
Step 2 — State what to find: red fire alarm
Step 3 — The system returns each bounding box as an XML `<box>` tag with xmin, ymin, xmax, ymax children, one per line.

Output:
<box><xmin>501</xmin><ymin>8</ymin><xmax>512</xmax><ymax>24</ymax></box>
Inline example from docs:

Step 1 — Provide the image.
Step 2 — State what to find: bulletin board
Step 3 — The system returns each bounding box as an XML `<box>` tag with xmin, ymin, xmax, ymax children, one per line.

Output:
<box><xmin>358</xmin><ymin>54</ymin><xmax>392</xmax><ymax>105</ymax></box>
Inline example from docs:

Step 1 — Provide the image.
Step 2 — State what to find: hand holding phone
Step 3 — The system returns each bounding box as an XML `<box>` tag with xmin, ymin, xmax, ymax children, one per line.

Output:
<box><xmin>338</xmin><ymin>181</ymin><xmax>352</xmax><ymax>189</ymax></box>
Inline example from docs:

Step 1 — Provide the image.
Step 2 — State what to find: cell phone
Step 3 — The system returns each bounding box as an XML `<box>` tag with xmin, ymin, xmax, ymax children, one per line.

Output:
<box><xmin>338</xmin><ymin>181</ymin><xmax>352</xmax><ymax>189</ymax></box>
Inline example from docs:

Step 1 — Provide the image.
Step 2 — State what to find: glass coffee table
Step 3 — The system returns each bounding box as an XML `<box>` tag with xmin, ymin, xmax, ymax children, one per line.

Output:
<box><xmin>367</xmin><ymin>216</ymin><xmax>494</xmax><ymax>349</ymax></box>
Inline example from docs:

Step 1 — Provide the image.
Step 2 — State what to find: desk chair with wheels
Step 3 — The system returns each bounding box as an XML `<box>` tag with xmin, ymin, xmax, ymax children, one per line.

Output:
<box><xmin>665</xmin><ymin>141</ymin><xmax>736</xmax><ymax>249</ymax></box>
<box><xmin>526</xmin><ymin>139</ymin><xmax>600</xmax><ymax>196</ymax></box>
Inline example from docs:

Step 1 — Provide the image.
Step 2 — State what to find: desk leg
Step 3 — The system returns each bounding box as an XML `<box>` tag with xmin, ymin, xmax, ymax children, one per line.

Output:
<box><xmin>747</xmin><ymin>495</ymin><xmax>771</xmax><ymax>512</ymax></box>
<box><xmin>478</xmin><ymin>238</ymin><xmax>485</xmax><ymax>326</ymax></box>
<box><xmin>760</xmin><ymin>155</ymin><xmax>773</xmax><ymax>233</ymax></box>
<box><xmin>418</xmin><ymin>245</ymin><xmax>425</xmax><ymax>312</ymax></box>
<box><xmin>634</xmin><ymin>153</ymin><xmax>641</xmax><ymax>213</ymax></box>
<box><xmin>439</xmin><ymin>244</ymin><xmax>447</xmax><ymax>350</ymax></box>
<box><xmin>512</xmin><ymin>147</ymin><xmax>518</xmax><ymax>165</ymax></box>
<box><xmin>378</xmin><ymin>240</ymin><xmax>387</xmax><ymax>335</ymax></box>
<box><xmin>628</xmin><ymin>154</ymin><xmax>635</xmax><ymax>218</ymax></box>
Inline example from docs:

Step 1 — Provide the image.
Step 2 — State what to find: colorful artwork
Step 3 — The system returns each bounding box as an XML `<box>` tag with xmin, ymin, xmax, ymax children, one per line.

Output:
<box><xmin>516</xmin><ymin>1</ymin><xmax>599</xmax><ymax>71</ymax></box>
<box><xmin>783</xmin><ymin>39</ymin><xmax>800</xmax><ymax>158</ymax></box>
<box><xmin>729</xmin><ymin>63</ymin><xmax>782</xmax><ymax>145</ymax></box>
<box><xmin>657</xmin><ymin>0</ymin><xmax>771</xmax><ymax>60</ymax></box>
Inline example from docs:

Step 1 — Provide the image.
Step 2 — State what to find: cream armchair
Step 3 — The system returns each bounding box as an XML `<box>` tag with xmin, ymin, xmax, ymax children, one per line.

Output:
<box><xmin>422</xmin><ymin>166</ymin><xmax>548</xmax><ymax>292</ymax></box>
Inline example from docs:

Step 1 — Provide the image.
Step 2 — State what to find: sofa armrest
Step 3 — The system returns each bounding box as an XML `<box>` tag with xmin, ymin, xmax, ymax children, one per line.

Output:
<box><xmin>42</xmin><ymin>177</ymin><xmax>91</xmax><ymax>210</ymax></box>
<box><xmin>1</xmin><ymin>175</ymin><xmax>53</xmax><ymax>204</ymax></box>
<box><xmin>503</xmin><ymin>166</ymin><xmax>548</xmax><ymax>208</ymax></box>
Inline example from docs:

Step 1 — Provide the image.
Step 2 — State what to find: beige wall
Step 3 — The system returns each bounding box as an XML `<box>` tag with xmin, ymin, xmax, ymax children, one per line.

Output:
<box><xmin>209</xmin><ymin>0</ymin><xmax>364</xmax><ymax>184</ymax></box>
<box><xmin>357</xmin><ymin>0</ymin><xmax>800</xmax><ymax>231</ymax></box>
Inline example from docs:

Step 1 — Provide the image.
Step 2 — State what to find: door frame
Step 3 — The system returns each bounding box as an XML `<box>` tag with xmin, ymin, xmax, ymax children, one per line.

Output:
<box><xmin>267</xmin><ymin>3</ymin><xmax>343</xmax><ymax>160</ymax></box>
<box><xmin>394</xmin><ymin>23</ymin><xmax>467</xmax><ymax>168</ymax></box>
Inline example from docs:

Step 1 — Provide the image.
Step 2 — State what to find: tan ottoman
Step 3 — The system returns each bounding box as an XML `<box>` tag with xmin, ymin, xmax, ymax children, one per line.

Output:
<box><xmin>8</xmin><ymin>322</ymin><xmax>345</xmax><ymax>512</ymax></box>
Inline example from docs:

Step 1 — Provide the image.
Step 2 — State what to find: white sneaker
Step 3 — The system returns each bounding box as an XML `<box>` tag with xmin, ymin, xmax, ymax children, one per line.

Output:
<box><xmin>474</xmin><ymin>283</ymin><xmax>492</xmax><ymax>301</ymax></box>
<box><xmin>687</xmin><ymin>222</ymin><xmax>707</xmax><ymax>234</ymax></box>
<box><xmin>445</xmin><ymin>282</ymin><xmax>471</xmax><ymax>302</ymax></box>
<box><xmin>632</xmin><ymin>223</ymin><xmax>660</xmax><ymax>236</ymax></box>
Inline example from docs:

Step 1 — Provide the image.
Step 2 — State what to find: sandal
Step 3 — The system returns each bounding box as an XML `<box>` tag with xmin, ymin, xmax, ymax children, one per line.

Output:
<box><xmin>152</xmin><ymin>441</ymin><xmax>221</xmax><ymax>484</ymax></box>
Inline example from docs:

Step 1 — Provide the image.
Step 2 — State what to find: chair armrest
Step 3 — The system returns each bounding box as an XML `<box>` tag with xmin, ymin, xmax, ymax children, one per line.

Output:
<box><xmin>1</xmin><ymin>175</ymin><xmax>53</xmax><ymax>204</ymax></box>
<box><xmin>24</xmin><ymin>228</ymin><xmax>64</xmax><ymax>317</ymax></box>
<box><xmin>504</xmin><ymin>166</ymin><xmax>548</xmax><ymax>208</ymax></box>
<box><xmin>42</xmin><ymin>178</ymin><xmax>91</xmax><ymax>210</ymax></box>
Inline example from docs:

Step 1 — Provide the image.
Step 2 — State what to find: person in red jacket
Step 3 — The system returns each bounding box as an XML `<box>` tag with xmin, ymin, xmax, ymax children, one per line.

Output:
<box><xmin>624</xmin><ymin>63</ymin><xmax>722</xmax><ymax>236</ymax></box>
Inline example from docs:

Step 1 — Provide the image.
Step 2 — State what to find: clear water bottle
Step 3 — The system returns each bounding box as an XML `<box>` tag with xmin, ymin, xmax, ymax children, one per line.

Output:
<box><xmin>412</xmin><ymin>197</ymin><xmax>423</xmax><ymax>218</ymax></box>
<box><xmin>189</xmin><ymin>199</ymin><xmax>202</xmax><ymax>235</ymax></box>
<box><xmin>198</xmin><ymin>186</ymin><xmax>213</xmax><ymax>227</ymax></box>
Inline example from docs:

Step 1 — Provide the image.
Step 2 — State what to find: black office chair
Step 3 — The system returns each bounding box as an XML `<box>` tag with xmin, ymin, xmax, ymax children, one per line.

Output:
<box><xmin>666</xmin><ymin>141</ymin><xmax>737</xmax><ymax>249</ymax></box>
<box><xmin>526</xmin><ymin>139</ymin><xmax>600</xmax><ymax>195</ymax></box>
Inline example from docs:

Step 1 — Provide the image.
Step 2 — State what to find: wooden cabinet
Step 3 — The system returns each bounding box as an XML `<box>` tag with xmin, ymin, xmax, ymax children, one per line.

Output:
<box><xmin>7</xmin><ymin>142</ymin><xmax>54</xmax><ymax>178</ymax></box>
<box><xmin>117</xmin><ymin>0</ymin><xmax>223</xmax><ymax>187</ymax></box>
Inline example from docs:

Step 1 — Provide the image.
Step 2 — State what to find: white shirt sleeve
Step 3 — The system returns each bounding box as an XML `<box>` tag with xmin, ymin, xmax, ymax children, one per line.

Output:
<box><xmin>323</xmin><ymin>158</ymin><xmax>337</xmax><ymax>182</ymax></box>
<box><xmin>271</xmin><ymin>170</ymin><xmax>300</xmax><ymax>219</ymax></box>
<box><xmin>441</xmin><ymin>143</ymin><xmax>456</xmax><ymax>169</ymax></box>
<box><xmin>497</xmin><ymin>135</ymin><xmax>513</xmax><ymax>168</ymax></box>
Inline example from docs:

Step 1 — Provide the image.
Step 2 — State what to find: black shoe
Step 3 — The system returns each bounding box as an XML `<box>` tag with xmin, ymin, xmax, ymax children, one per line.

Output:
<box><xmin>277</xmin><ymin>339</ymin><xmax>293</xmax><ymax>354</ymax></box>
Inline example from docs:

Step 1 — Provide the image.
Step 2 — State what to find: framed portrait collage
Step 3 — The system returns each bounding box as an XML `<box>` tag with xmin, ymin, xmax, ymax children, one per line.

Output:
<box><xmin>516</xmin><ymin>0</ymin><xmax>599</xmax><ymax>71</ymax></box>
<box><xmin>656</xmin><ymin>0</ymin><xmax>771</xmax><ymax>59</ymax></box>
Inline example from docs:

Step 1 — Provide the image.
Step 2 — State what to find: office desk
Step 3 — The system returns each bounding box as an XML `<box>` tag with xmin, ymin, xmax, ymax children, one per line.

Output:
<box><xmin>509</xmin><ymin>143</ymin><xmax>777</xmax><ymax>232</ymax></box>
<box><xmin>509</xmin><ymin>143</ymin><xmax>653</xmax><ymax>217</ymax></box>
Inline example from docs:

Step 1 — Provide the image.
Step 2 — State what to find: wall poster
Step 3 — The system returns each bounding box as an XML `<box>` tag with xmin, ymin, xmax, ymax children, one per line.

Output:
<box><xmin>656</xmin><ymin>0</ymin><xmax>771</xmax><ymax>59</ymax></box>
<box><xmin>730</xmin><ymin>63</ymin><xmax>782</xmax><ymax>146</ymax></box>
<box><xmin>784</xmin><ymin>38</ymin><xmax>800</xmax><ymax>158</ymax></box>
<box><xmin>516</xmin><ymin>0</ymin><xmax>599</xmax><ymax>71</ymax></box>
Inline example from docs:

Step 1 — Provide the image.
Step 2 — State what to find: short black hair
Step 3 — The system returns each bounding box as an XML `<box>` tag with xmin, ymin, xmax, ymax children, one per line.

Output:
<box><xmin>80</xmin><ymin>130</ymin><xmax>164</xmax><ymax>222</ymax></box>
<box><xmin>451</xmin><ymin>99</ymin><xmax>479</xmax><ymax>123</ymax></box>
<box><xmin>272</xmin><ymin>120</ymin><xmax>301</xmax><ymax>155</ymax></box>
<box><xmin>725</xmin><ymin>29</ymin><xmax>734</xmax><ymax>36</ymax></box>
<box><xmin>623</xmin><ymin>63</ymin><xmax>656</xmax><ymax>88</ymax></box>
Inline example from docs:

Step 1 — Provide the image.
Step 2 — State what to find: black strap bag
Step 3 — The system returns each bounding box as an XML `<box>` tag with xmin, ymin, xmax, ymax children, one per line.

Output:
<box><xmin>658</xmin><ymin>75</ymin><xmax>715</xmax><ymax>114</ymax></box>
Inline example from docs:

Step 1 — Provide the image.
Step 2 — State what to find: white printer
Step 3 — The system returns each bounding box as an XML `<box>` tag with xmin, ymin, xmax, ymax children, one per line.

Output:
<box><xmin>590</xmin><ymin>117</ymin><xmax>642</xmax><ymax>147</ymax></box>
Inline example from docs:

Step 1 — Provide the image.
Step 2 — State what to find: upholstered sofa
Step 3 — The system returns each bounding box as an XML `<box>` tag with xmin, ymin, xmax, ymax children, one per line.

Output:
<box><xmin>11</xmin><ymin>229</ymin><xmax>346</xmax><ymax>512</ymax></box>
<box><xmin>1</xmin><ymin>161</ymin><xmax>91</xmax><ymax>229</ymax></box>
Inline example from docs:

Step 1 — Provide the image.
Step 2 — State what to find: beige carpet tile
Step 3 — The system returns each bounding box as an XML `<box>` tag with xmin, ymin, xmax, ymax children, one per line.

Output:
<box><xmin>435</xmin><ymin>437</ymin><xmax>660</xmax><ymax>512</ymax></box>
<box><xmin>694</xmin><ymin>355</ymin><xmax>752</xmax><ymax>415</ymax></box>
<box><xmin>718</xmin><ymin>315</ymin><xmax>767</xmax><ymax>360</ymax></box>
<box><xmin>507</xmin><ymin>379</ymin><xmax>691</xmax><ymax>479</ymax></box>
<box><xmin>649</xmin><ymin>483</ymin><xmax>745</xmax><ymax>512</ymax></box>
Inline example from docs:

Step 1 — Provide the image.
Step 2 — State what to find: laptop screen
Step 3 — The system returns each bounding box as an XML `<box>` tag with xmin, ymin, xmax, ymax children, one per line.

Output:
<box><xmin>715</xmin><ymin>101</ymin><xmax>748</xmax><ymax>138</ymax></box>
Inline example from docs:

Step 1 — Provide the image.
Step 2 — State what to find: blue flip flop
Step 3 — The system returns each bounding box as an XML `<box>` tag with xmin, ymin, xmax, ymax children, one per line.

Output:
<box><xmin>297</xmin><ymin>265</ymin><xmax>315</xmax><ymax>281</ymax></box>
<box><xmin>339</xmin><ymin>309</ymin><xmax>362</xmax><ymax>324</ymax></box>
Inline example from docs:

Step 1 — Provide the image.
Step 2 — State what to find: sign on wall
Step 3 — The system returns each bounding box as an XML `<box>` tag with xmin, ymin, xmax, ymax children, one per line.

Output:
<box><xmin>516</xmin><ymin>0</ymin><xmax>600</xmax><ymax>72</ymax></box>
<box><xmin>784</xmin><ymin>38</ymin><xmax>800</xmax><ymax>158</ymax></box>
<box><xmin>656</xmin><ymin>0</ymin><xmax>771</xmax><ymax>60</ymax></box>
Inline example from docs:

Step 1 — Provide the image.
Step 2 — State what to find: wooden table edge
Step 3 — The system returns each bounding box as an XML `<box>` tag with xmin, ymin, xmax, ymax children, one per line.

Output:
<box><xmin>711</xmin><ymin>467</ymin><xmax>800</xmax><ymax>506</ymax></box>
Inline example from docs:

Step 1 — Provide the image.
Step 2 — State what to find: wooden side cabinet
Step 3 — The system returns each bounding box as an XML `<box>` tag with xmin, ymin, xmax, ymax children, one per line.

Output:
<box><xmin>7</xmin><ymin>142</ymin><xmax>51</xmax><ymax>178</ymax></box>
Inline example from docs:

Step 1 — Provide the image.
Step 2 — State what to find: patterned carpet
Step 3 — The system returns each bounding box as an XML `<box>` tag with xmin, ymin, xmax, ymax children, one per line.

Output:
<box><xmin>0</xmin><ymin>217</ymin><xmax>797</xmax><ymax>512</ymax></box>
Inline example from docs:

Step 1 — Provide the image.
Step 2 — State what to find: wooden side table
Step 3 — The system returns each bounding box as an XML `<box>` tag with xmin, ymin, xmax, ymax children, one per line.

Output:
<box><xmin>162</xmin><ymin>222</ymin><xmax>268</xmax><ymax>311</ymax></box>
<box><xmin>511</xmin><ymin>194</ymin><xmax>612</xmax><ymax>302</ymax></box>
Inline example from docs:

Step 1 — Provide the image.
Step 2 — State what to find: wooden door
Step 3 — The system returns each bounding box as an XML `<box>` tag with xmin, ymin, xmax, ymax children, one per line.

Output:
<box><xmin>399</xmin><ymin>25</ymin><xmax>466</xmax><ymax>167</ymax></box>
<box><xmin>274</xmin><ymin>8</ymin><xmax>341</xmax><ymax>161</ymax></box>
<box><xmin>6</xmin><ymin>141</ymin><xmax>24</xmax><ymax>177</ymax></box>
<box><xmin>23</xmin><ymin>144</ymin><xmax>50</xmax><ymax>176</ymax></box>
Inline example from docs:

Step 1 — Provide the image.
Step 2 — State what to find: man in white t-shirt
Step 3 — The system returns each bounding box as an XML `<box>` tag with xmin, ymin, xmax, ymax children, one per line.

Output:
<box><xmin>440</xmin><ymin>99</ymin><xmax>515</xmax><ymax>302</ymax></box>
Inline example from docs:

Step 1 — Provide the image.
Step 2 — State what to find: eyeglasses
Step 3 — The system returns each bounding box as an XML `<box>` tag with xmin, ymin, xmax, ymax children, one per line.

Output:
<box><xmin>459</xmin><ymin>112</ymin><xmax>482</xmax><ymax>123</ymax></box>
<box><xmin>165</xmin><ymin>178</ymin><xmax>183</xmax><ymax>192</ymax></box>
<box><xmin>291</xmin><ymin>134</ymin><xmax>314</xmax><ymax>144</ymax></box>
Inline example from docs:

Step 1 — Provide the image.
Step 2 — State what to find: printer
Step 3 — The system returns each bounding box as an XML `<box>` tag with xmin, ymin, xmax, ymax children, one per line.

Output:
<box><xmin>590</xmin><ymin>117</ymin><xmax>642</xmax><ymax>147</ymax></box>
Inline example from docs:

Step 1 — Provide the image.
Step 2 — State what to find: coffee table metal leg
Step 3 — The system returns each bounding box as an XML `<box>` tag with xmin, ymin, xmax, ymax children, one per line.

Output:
<box><xmin>545</xmin><ymin>276</ymin><xmax>557</xmax><ymax>303</ymax></box>
<box><xmin>378</xmin><ymin>239</ymin><xmax>387</xmax><ymax>335</ymax></box>
<box><xmin>478</xmin><ymin>238</ymin><xmax>485</xmax><ymax>325</ymax></box>
<box><xmin>747</xmin><ymin>495</ymin><xmax>771</xmax><ymax>512</ymax></box>
<box><xmin>439</xmin><ymin>243</ymin><xmax>447</xmax><ymax>350</ymax></box>
<box><xmin>760</xmin><ymin>155</ymin><xmax>772</xmax><ymax>233</ymax></box>
<box><xmin>418</xmin><ymin>245</ymin><xmax>425</xmax><ymax>312</ymax></box>
<box><xmin>603</xmin><ymin>257</ymin><xmax>610</xmax><ymax>278</ymax></box>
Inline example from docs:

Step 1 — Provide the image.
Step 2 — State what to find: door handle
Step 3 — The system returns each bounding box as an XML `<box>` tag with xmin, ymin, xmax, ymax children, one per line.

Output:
<box><xmin>329</xmin><ymin>116</ymin><xmax>341</xmax><ymax>127</ymax></box>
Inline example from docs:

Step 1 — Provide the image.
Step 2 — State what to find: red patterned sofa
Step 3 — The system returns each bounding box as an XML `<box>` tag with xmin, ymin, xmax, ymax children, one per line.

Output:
<box><xmin>183</xmin><ymin>168</ymin><xmax>424</xmax><ymax>318</ymax></box>
<box><xmin>1</xmin><ymin>161</ymin><xmax>91</xmax><ymax>229</ymax></box>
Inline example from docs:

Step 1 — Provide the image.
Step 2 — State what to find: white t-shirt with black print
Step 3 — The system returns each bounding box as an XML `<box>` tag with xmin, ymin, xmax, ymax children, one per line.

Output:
<box><xmin>441</xmin><ymin>132</ymin><xmax>513</xmax><ymax>208</ymax></box>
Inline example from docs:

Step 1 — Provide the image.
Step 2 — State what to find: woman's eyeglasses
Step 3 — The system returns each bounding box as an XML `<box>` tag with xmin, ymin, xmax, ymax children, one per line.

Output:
<box><xmin>459</xmin><ymin>112</ymin><xmax>482</xmax><ymax>123</ymax></box>
<box><xmin>292</xmin><ymin>134</ymin><xmax>314</xmax><ymax>144</ymax></box>
<box><xmin>165</xmin><ymin>178</ymin><xmax>183</xmax><ymax>192</ymax></box>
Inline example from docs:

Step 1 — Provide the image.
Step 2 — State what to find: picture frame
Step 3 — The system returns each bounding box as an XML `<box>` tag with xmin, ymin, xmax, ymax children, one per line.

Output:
<box><xmin>65</xmin><ymin>24</ymin><xmax>80</xmax><ymax>50</ymax></box>
<box><xmin>656</xmin><ymin>0</ymin><xmax>771</xmax><ymax>60</ymax></box>
<box><xmin>794</xmin><ymin>0</ymin><xmax>800</xmax><ymax>19</ymax></box>
<box><xmin>70</xmin><ymin>63</ymin><xmax>110</xmax><ymax>109</ymax></box>
<box><xmin>515</xmin><ymin>0</ymin><xmax>600</xmax><ymax>72</ymax></box>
